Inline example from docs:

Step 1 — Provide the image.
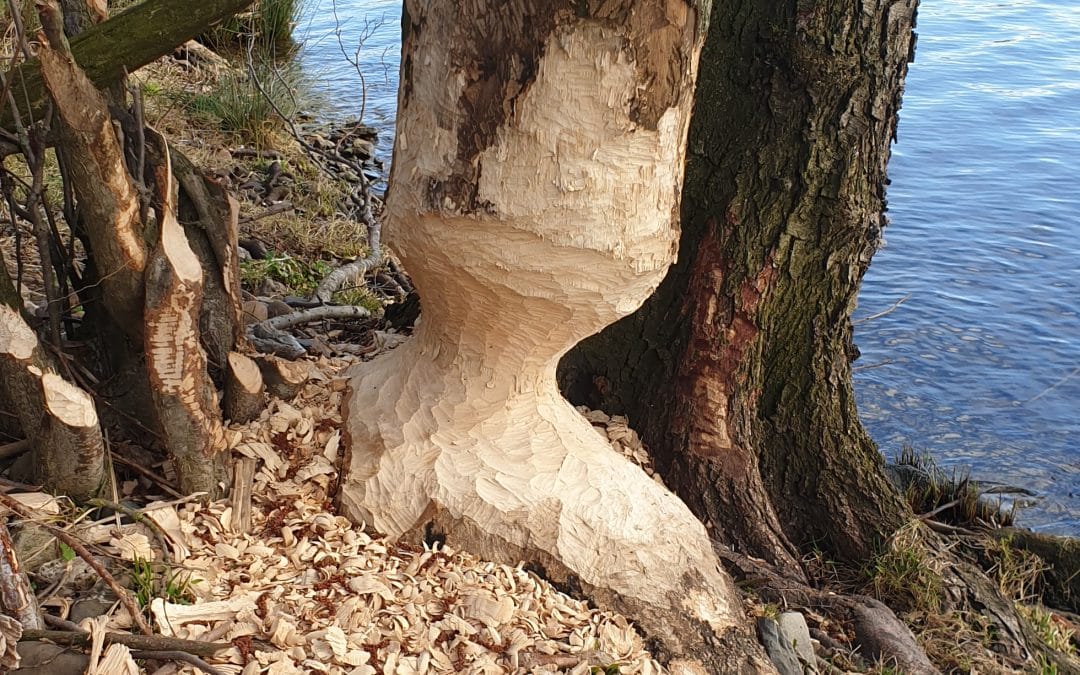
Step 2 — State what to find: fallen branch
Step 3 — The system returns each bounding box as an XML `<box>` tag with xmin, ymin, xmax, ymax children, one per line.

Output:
<box><xmin>237</xmin><ymin>201</ymin><xmax>293</xmax><ymax>224</ymax></box>
<box><xmin>19</xmin><ymin>628</ymin><xmax>228</xmax><ymax>658</ymax></box>
<box><xmin>130</xmin><ymin>649</ymin><xmax>225</xmax><ymax>675</ymax></box>
<box><xmin>0</xmin><ymin>491</ymin><xmax>152</xmax><ymax>635</ymax></box>
<box><xmin>266</xmin><ymin>304</ymin><xmax>370</xmax><ymax>330</ymax></box>
<box><xmin>247</xmin><ymin>305</ymin><xmax>371</xmax><ymax>359</ymax></box>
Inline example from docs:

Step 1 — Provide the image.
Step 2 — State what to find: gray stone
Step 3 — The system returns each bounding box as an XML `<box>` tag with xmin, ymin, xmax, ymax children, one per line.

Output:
<box><xmin>853</xmin><ymin>603</ymin><xmax>940</xmax><ymax>674</ymax></box>
<box><xmin>242</xmin><ymin>300</ymin><xmax>269</xmax><ymax>325</ymax></box>
<box><xmin>69</xmin><ymin>596</ymin><xmax>115</xmax><ymax>623</ymax></box>
<box><xmin>265</xmin><ymin>300</ymin><xmax>294</xmax><ymax>319</ymax></box>
<box><xmin>757</xmin><ymin>617</ymin><xmax>804</xmax><ymax>675</ymax></box>
<box><xmin>778</xmin><ymin>611</ymin><xmax>816</xmax><ymax>666</ymax></box>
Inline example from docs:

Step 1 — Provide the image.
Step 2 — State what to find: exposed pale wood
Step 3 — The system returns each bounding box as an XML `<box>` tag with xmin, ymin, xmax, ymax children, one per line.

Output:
<box><xmin>229</xmin><ymin>457</ymin><xmax>257</xmax><ymax>533</ymax></box>
<box><xmin>338</xmin><ymin>3</ymin><xmax>769</xmax><ymax>672</ymax></box>
<box><xmin>0</xmin><ymin>305</ymin><xmax>105</xmax><ymax>500</ymax></box>
<box><xmin>37</xmin><ymin>3</ymin><xmax>146</xmax><ymax>337</ymax></box>
<box><xmin>223</xmin><ymin>352</ymin><xmax>264</xmax><ymax>424</ymax></box>
<box><xmin>142</xmin><ymin>131</ymin><xmax>226</xmax><ymax>498</ymax></box>
<box><xmin>255</xmin><ymin>355</ymin><xmax>308</xmax><ymax>400</ymax></box>
<box><xmin>0</xmin><ymin>520</ymin><xmax>42</xmax><ymax>630</ymax></box>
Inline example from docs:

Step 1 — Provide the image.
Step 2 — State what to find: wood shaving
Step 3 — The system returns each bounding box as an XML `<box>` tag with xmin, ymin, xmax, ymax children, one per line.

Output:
<box><xmin>91</xmin><ymin>355</ymin><xmax>663</xmax><ymax>674</ymax></box>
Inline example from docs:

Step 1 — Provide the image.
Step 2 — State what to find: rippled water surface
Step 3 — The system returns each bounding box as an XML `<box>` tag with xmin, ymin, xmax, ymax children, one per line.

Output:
<box><xmin>298</xmin><ymin>1</ymin><xmax>1080</xmax><ymax>533</ymax></box>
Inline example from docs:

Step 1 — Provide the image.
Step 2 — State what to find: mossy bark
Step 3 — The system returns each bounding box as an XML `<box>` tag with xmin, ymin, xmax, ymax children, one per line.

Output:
<box><xmin>1</xmin><ymin>0</ymin><xmax>254</xmax><ymax>129</ymax></box>
<box><xmin>560</xmin><ymin>0</ymin><xmax>919</xmax><ymax>564</ymax></box>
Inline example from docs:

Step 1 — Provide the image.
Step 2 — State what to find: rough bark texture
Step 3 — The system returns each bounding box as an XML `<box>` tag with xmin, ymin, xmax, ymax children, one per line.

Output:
<box><xmin>0</xmin><ymin>520</ymin><xmax>42</xmax><ymax>631</ymax></box>
<box><xmin>38</xmin><ymin>15</ymin><xmax>147</xmax><ymax>337</ymax></box>
<box><xmin>560</xmin><ymin>0</ymin><xmax>917</xmax><ymax>564</ymax></box>
<box><xmin>339</xmin><ymin>2</ymin><xmax>771</xmax><ymax>672</ymax></box>
<box><xmin>1</xmin><ymin>0</ymin><xmax>255</xmax><ymax>129</ymax></box>
<box><xmin>0</xmin><ymin>305</ymin><xmax>105</xmax><ymax>500</ymax></box>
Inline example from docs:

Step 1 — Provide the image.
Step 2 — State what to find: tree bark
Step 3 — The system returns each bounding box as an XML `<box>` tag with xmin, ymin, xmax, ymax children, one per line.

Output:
<box><xmin>1</xmin><ymin>0</ymin><xmax>255</xmax><ymax>131</ymax></box>
<box><xmin>338</xmin><ymin>2</ymin><xmax>772</xmax><ymax>672</ymax></box>
<box><xmin>0</xmin><ymin>305</ymin><xmax>105</xmax><ymax>500</ymax></box>
<box><xmin>560</xmin><ymin>0</ymin><xmax>918</xmax><ymax>564</ymax></box>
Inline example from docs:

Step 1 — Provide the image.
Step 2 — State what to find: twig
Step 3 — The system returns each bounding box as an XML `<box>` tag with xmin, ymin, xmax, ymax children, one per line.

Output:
<box><xmin>130</xmin><ymin>649</ymin><xmax>226</xmax><ymax>675</ymax></box>
<box><xmin>266</xmin><ymin>304</ymin><xmax>370</xmax><ymax>330</ymax></box>
<box><xmin>20</xmin><ymin>628</ymin><xmax>229</xmax><ymax>658</ymax></box>
<box><xmin>853</xmin><ymin>293</ymin><xmax>911</xmax><ymax>325</ymax></box>
<box><xmin>0</xmin><ymin>439</ymin><xmax>30</xmax><ymax>460</ymax></box>
<box><xmin>1024</xmin><ymin>366</ymin><xmax>1079</xmax><ymax>404</ymax></box>
<box><xmin>852</xmin><ymin>359</ymin><xmax>893</xmax><ymax>373</ymax></box>
<box><xmin>86</xmin><ymin>499</ymin><xmax>172</xmax><ymax>560</ymax></box>
<box><xmin>0</xmin><ymin>491</ymin><xmax>153</xmax><ymax>635</ymax></box>
<box><xmin>916</xmin><ymin>498</ymin><xmax>961</xmax><ymax>521</ymax></box>
<box><xmin>109</xmin><ymin>452</ymin><xmax>184</xmax><ymax>500</ymax></box>
<box><xmin>237</xmin><ymin>201</ymin><xmax>292</xmax><ymax>224</ymax></box>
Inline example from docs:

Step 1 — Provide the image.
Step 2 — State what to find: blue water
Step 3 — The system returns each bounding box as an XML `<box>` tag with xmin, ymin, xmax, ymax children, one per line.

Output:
<box><xmin>297</xmin><ymin>1</ymin><xmax>1080</xmax><ymax>533</ymax></box>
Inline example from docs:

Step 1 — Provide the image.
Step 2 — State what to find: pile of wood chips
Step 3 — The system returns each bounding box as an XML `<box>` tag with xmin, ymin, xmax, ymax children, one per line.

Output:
<box><xmin>85</xmin><ymin>356</ymin><xmax>665</xmax><ymax>674</ymax></box>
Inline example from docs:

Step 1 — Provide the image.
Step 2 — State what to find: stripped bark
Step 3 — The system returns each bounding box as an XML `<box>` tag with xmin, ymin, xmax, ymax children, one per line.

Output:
<box><xmin>37</xmin><ymin>2</ymin><xmax>146</xmax><ymax>337</ymax></box>
<box><xmin>229</xmin><ymin>457</ymin><xmax>257</xmax><ymax>534</ymax></box>
<box><xmin>143</xmin><ymin>137</ymin><xmax>226</xmax><ymax>497</ymax></box>
<box><xmin>0</xmin><ymin>304</ymin><xmax>104</xmax><ymax>500</ymax></box>
<box><xmin>338</xmin><ymin>2</ymin><xmax>772</xmax><ymax>672</ymax></box>
<box><xmin>224</xmin><ymin>352</ymin><xmax>264</xmax><ymax>424</ymax></box>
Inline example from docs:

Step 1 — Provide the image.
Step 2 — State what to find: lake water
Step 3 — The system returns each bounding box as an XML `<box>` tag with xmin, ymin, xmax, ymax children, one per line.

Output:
<box><xmin>297</xmin><ymin>1</ymin><xmax>1080</xmax><ymax>534</ymax></box>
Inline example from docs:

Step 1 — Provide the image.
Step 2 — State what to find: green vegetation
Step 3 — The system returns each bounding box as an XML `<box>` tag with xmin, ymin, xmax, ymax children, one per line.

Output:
<box><xmin>189</xmin><ymin>61</ymin><xmax>299</xmax><ymax>143</ymax></box>
<box><xmin>202</xmin><ymin>0</ymin><xmax>300</xmax><ymax>53</ymax></box>
<box><xmin>894</xmin><ymin>445</ymin><xmax>1015</xmax><ymax>528</ymax></box>
<box><xmin>863</xmin><ymin>521</ymin><xmax>943</xmax><ymax>614</ymax></box>
<box><xmin>130</xmin><ymin>556</ymin><xmax>197</xmax><ymax>609</ymax></box>
<box><xmin>240</xmin><ymin>253</ymin><xmax>331</xmax><ymax>296</ymax></box>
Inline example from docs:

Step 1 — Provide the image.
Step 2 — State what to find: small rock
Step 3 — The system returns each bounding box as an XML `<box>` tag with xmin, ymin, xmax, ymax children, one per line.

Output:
<box><xmin>351</xmin><ymin>139</ymin><xmax>375</xmax><ymax>159</ymax></box>
<box><xmin>757</xmin><ymin>617</ymin><xmax>803</xmax><ymax>675</ymax></box>
<box><xmin>853</xmin><ymin>603</ymin><xmax>940</xmax><ymax>674</ymax></box>
<box><xmin>242</xmin><ymin>300</ymin><xmax>269</xmax><ymax>325</ymax></box>
<box><xmin>778</xmin><ymin>612</ymin><xmax>816</xmax><ymax>667</ymax></box>
<box><xmin>237</xmin><ymin>246</ymin><xmax>252</xmax><ymax>262</ymax></box>
<box><xmin>256</xmin><ymin>278</ymin><xmax>289</xmax><ymax>297</ymax></box>
<box><xmin>265</xmin><ymin>299</ymin><xmax>294</xmax><ymax>319</ymax></box>
<box><xmin>69</xmin><ymin>596</ymin><xmax>115</xmax><ymax>623</ymax></box>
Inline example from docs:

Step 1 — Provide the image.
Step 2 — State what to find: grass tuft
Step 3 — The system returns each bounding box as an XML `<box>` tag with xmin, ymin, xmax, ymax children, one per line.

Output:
<box><xmin>894</xmin><ymin>445</ymin><xmax>1015</xmax><ymax>528</ymax></box>
<box><xmin>188</xmin><ymin>61</ymin><xmax>299</xmax><ymax>144</ymax></box>
<box><xmin>863</xmin><ymin>521</ymin><xmax>943</xmax><ymax>614</ymax></box>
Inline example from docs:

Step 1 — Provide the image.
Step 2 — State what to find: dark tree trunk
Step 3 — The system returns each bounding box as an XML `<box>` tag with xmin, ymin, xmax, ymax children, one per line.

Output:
<box><xmin>561</xmin><ymin>0</ymin><xmax>919</xmax><ymax>564</ymax></box>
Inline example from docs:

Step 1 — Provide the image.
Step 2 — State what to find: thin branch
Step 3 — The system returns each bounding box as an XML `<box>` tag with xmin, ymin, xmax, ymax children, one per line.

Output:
<box><xmin>0</xmin><ymin>491</ymin><xmax>153</xmax><ymax>635</ymax></box>
<box><xmin>19</xmin><ymin>628</ymin><xmax>229</xmax><ymax>658</ymax></box>
<box><xmin>853</xmin><ymin>293</ymin><xmax>911</xmax><ymax>325</ymax></box>
<box><xmin>130</xmin><ymin>650</ymin><xmax>226</xmax><ymax>675</ymax></box>
<box><xmin>265</xmin><ymin>303</ymin><xmax>370</xmax><ymax>330</ymax></box>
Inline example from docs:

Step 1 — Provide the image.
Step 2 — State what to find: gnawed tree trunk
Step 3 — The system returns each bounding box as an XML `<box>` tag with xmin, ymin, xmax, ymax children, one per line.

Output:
<box><xmin>0</xmin><ymin>0</ymin><xmax>249</xmax><ymax>498</ymax></box>
<box><xmin>0</xmin><ymin>305</ymin><xmax>104</xmax><ymax>501</ymax></box>
<box><xmin>560</xmin><ymin>0</ymin><xmax>917</xmax><ymax>565</ymax></box>
<box><xmin>143</xmin><ymin>135</ymin><xmax>227</xmax><ymax>496</ymax></box>
<box><xmin>338</xmin><ymin>2</ymin><xmax>772</xmax><ymax>672</ymax></box>
<box><xmin>224</xmin><ymin>351</ymin><xmax>265</xmax><ymax>423</ymax></box>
